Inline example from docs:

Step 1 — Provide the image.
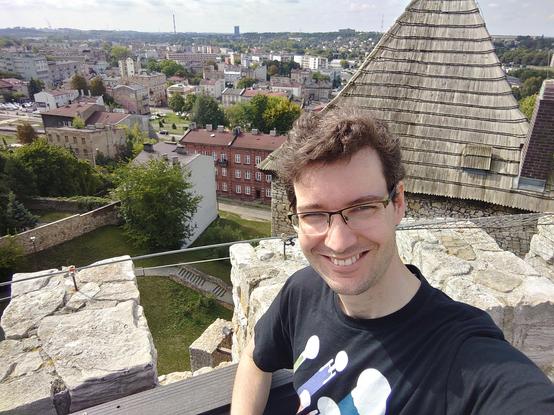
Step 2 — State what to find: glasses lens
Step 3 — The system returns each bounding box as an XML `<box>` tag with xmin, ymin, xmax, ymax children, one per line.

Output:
<box><xmin>343</xmin><ymin>203</ymin><xmax>381</xmax><ymax>230</ymax></box>
<box><xmin>294</xmin><ymin>213</ymin><xmax>328</xmax><ymax>235</ymax></box>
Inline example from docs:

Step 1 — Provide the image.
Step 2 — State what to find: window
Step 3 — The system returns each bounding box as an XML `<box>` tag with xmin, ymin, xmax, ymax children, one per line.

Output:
<box><xmin>56</xmin><ymin>134</ymin><xmax>60</xmax><ymax>142</ymax></box>
<box><xmin>266</xmin><ymin>174</ymin><xmax>272</xmax><ymax>183</ymax></box>
<box><xmin>235</xmin><ymin>154</ymin><xmax>241</xmax><ymax>163</ymax></box>
<box><xmin>83</xmin><ymin>148</ymin><xmax>88</xmax><ymax>155</ymax></box>
<box><xmin>202</xmin><ymin>150</ymin><xmax>208</xmax><ymax>156</ymax></box>
<box><xmin>255</xmin><ymin>171</ymin><xmax>262</xmax><ymax>181</ymax></box>
<box><xmin>245</xmin><ymin>154</ymin><xmax>251</xmax><ymax>164</ymax></box>
<box><xmin>236</xmin><ymin>185</ymin><xmax>242</xmax><ymax>194</ymax></box>
<box><xmin>222</xmin><ymin>168</ymin><xmax>227</xmax><ymax>177</ymax></box>
<box><xmin>216</xmin><ymin>182</ymin><xmax>219</xmax><ymax>190</ymax></box>
<box><xmin>73</xmin><ymin>137</ymin><xmax>77</xmax><ymax>144</ymax></box>
<box><xmin>212</xmin><ymin>151</ymin><xmax>217</xmax><ymax>160</ymax></box>
<box><xmin>266</xmin><ymin>188</ymin><xmax>272</xmax><ymax>198</ymax></box>
<box><xmin>220</xmin><ymin>153</ymin><xmax>227</xmax><ymax>162</ymax></box>
<box><xmin>245</xmin><ymin>186</ymin><xmax>251</xmax><ymax>195</ymax></box>
<box><xmin>65</xmin><ymin>136</ymin><xmax>69</xmax><ymax>143</ymax></box>
<box><xmin>74</xmin><ymin>148</ymin><xmax>80</xmax><ymax>155</ymax></box>
<box><xmin>215</xmin><ymin>167</ymin><xmax>218</xmax><ymax>176</ymax></box>
<box><xmin>222</xmin><ymin>182</ymin><xmax>228</xmax><ymax>191</ymax></box>
<box><xmin>255</xmin><ymin>155</ymin><xmax>262</xmax><ymax>164</ymax></box>
<box><xmin>245</xmin><ymin>170</ymin><xmax>251</xmax><ymax>180</ymax></box>
<box><xmin>81</xmin><ymin>137</ymin><xmax>86</xmax><ymax>144</ymax></box>
<box><xmin>235</xmin><ymin>169</ymin><xmax>241</xmax><ymax>179</ymax></box>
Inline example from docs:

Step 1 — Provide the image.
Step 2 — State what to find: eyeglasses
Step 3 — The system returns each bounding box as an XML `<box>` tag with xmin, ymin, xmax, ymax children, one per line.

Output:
<box><xmin>288</xmin><ymin>187</ymin><xmax>397</xmax><ymax>236</ymax></box>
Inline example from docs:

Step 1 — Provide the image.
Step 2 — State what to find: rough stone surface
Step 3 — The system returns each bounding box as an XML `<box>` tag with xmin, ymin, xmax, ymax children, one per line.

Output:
<box><xmin>231</xmin><ymin>225</ymin><xmax>554</xmax><ymax>379</ymax></box>
<box><xmin>11</xmin><ymin>268</ymin><xmax>59</xmax><ymax>298</ymax></box>
<box><xmin>158</xmin><ymin>371</ymin><xmax>193</xmax><ymax>385</ymax></box>
<box><xmin>189</xmin><ymin>318</ymin><xmax>233</xmax><ymax>372</ymax></box>
<box><xmin>0</xmin><ymin>255</ymin><xmax>158</xmax><ymax>414</ymax></box>
<box><xmin>525</xmin><ymin>215</ymin><xmax>554</xmax><ymax>282</ymax></box>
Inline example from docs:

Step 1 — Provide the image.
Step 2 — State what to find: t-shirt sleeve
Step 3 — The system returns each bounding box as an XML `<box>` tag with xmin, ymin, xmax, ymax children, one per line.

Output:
<box><xmin>252</xmin><ymin>285</ymin><xmax>294</xmax><ymax>373</ymax></box>
<box><xmin>446</xmin><ymin>336</ymin><xmax>554</xmax><ymax>414</ymax></box>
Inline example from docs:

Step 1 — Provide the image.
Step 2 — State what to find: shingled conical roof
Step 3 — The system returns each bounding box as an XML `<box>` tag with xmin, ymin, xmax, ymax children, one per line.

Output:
<box><xmin>322</xmin><ymin>0</ymin><xmax>552</xmax><ymax>212</ymax></box>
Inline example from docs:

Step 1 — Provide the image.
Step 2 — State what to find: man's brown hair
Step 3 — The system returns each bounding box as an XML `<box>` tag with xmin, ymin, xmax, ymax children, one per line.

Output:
<box><xmin>275</xmin><ymin>107</ymin><xmax>405</xmax><ymax>209</ymax></box>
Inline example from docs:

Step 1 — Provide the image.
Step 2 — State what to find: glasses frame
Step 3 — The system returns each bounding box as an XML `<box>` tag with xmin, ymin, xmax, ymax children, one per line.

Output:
<box><xmin>288</xmin><ymin>186</ymin><xmax>397</xmax><ymax>235</ymax></box>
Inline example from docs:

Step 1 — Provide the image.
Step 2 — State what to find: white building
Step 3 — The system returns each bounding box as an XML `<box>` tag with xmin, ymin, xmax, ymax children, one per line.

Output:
<box><xmin>166</xmin><ymin>83</ymin><xmax>197</xmax><ymax>98</ymax></box>
<box><xmin>0</xmin><ymin>53</ymin><xmax>52</xmax><ymax>86</ymax></box>
<box><xmin>119</xmin><ymin>57</ymin><xmax>141</xmax><ymax>78</ymax></box>
<box><xmin>294</xmin><ymin>55</ymin><xmax>329</xmax><ymax>71</ymax></box>
<box><xmin>134</xmin><ymin>142</ymin><xmax>218</xmax><ymax>247</ymax></box>
<box><xmin>34</xmin><ymin>89</ymin><xmax>80</xmax><ymax>110</ymax></box>
<box><xmin>199</xmin><ymin>78</ymin><xmax>225</xmax><ymax>99</ymax></box>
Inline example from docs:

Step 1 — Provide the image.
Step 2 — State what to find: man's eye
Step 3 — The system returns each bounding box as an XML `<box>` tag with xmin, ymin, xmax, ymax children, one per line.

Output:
<box><xmin>299</xmin><ymin>213</ymin><xmax>327</xmax><ymax>222</ymax></box>
<box><xmin>349</xmin><ymin>204</ymin><xmax>378</xmax><ymax>213</ymax></box>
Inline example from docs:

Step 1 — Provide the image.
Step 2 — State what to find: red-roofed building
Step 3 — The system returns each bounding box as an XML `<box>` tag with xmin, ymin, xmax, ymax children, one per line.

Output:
<box><xmin>180</xmin><ymin>125</ymin><xmax>286</xmax><ymax>203</ymax></box>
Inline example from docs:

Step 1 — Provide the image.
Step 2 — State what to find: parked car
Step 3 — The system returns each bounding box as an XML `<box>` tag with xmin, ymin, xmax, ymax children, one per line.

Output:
<box><xmin>159</xmin><ymin>130</ymin><xmax>169</xmax><ymax>135</ymax></box>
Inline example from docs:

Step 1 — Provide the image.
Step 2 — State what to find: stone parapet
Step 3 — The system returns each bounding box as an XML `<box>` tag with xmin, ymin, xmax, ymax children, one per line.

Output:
<box><xmin>525</xmin><ymin>215</ymin><xmax>554</xmax><ymax>283</ymax></box>
<box><xmin>0</xmin><ymin>256</ymin><xmax>158</xmax><ymax>414</ymax></box>
<box><xmin>189</xmin><ymin>318</ymin><xmax>233</xmax><ymax>372</ymax></box>
<box><xmin>230</xmin><ymin>227</ymin><xmax>554</xmax><ymax>379</ymax></box>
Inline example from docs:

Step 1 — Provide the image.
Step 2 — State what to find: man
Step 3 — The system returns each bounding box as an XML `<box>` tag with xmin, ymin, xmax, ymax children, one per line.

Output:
<box><xmin>231</xmin><ymin>109</ymin><xmax>554</xmax><ymax>414</ymax></box>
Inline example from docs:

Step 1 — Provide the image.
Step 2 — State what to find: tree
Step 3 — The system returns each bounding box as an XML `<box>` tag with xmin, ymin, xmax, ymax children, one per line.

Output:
<box><xmin>159</xmin><ymin>60</ymin><xmax>186</xmax><ymax>77</ymax></box>
<box><xmin>169</xmin><ymin>93</ymin><xmax>185</xmax><ymax>113</ymax></box>
<box><xmin>89</xmin><ymin>76</ymin><xmax>106</xmax><ymax>97</ymax></box>
<box><xmin>3</xmin><ymin>155</ymin><xmax>37</xmax><ymax>196</ymax></box>
<box><xmin>13</xmin><ymin>139</ymin><xmax>103</xmax><ymax>196</ymax></box>
<box><xmin>109</xmin><ymin>46</ymin><xmax>131</xmax><ymax>67</ymax></box>
<box><xmin>3</xmin><ymin>191</ymin><xmax>38</xmax><ymax>234</ymax></box>
<box><xmin>172</xmin><ymin>123</ymin><xmax>177</xmax><ymax>130</ymax></box>
<box><xmin>237</xmin><ymin>77</ymin><xmax>256</xmax><ymax>89</ymax></box>
<box><xmin>72</xmin><ymin>116</ymin><xmax>85</xmax><ymax>129</ymax></box>
<box><xmin>190</xmin><ymin>95</ymin><xmax>225</xmax><ymax>127</ymax></box>
<box><xmin>182</xmin><ymin>94</ymin><xmax>197</xmax><ymax>112</ymax></box>
<box><xmin>520</xmin><ymin>76</ymin><xmax>544</xmax><ymax>99</ymax></box>
<box><xmin>340</xmin><ymin>59</ymin><xmax>349</xmax><ymax>69</ymax></box>
<box><xmin>111</xmin><ymin>159</ymin><xmax>201</xmax><ymax>249</ymax></box>
<box><xmin>519</xmin><ymin>94</ymin><xmax>537</xmax><ymax>120</ymax></box>
<box><xmin>263</xmin><ymin>97</ymin><xmax>301</xmax><ymax>134</ymax></box>
<box><xmin>16</xmin><ymin>122</ymin><xmax>37</xmax><ymax>144</ymax></box>
<box><xmin>28</xmin><ymin>78</ymin><xmax>44</xmax><ymax>96</ymax></box>
<box><xmin>70</xmin><ymin>74</ymin><xmax>89</xmax><ymax>95</ymax></box>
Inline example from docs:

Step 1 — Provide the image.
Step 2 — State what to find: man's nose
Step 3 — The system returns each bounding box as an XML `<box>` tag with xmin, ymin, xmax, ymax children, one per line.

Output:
<box><xmin>324</xmin><ymin>213</ymin><xmax>357</xmax><ymax>253</ymax></box>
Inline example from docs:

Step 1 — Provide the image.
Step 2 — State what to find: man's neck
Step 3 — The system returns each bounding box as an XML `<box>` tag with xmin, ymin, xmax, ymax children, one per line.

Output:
<box><xmin>337</xmin><ymin>260</ymin><xmax>421</xmax><ymax>320</ymax></box>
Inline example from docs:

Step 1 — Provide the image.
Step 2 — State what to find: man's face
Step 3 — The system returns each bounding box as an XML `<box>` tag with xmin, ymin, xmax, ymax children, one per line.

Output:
<box><xmin>293</xmin><ymin>147</ymin><xmax>405</xmax><ymax>296</ymax></box>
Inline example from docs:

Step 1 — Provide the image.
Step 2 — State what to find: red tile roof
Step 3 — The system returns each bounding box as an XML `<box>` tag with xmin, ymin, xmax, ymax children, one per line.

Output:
<box><xmin>241</xmin><ymin>89</ymin><xmax>288</xmax><ymax>98</ymax></box>
<box><xmin>180</xmin><ymin>129</ymin><xmax>286</xmax><ymax>151</ymax></box>
<box><xmin>41</xmin><ymin>102</ymin><xmax>98</xmax><ymax>118</ymax></box>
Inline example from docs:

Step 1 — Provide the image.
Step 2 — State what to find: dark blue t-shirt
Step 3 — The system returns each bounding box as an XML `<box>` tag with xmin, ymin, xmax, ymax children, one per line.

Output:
<box><xmin>253</xmin><ymin>265</ymin><xmax>554</xmax><ymax>414</ymax></box>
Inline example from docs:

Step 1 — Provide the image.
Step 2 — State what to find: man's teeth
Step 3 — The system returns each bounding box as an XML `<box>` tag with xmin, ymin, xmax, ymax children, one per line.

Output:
<box><xmin>331</xmin><ymin>254</ymin><xmax>360</xmax><ymax>267</ymax></box>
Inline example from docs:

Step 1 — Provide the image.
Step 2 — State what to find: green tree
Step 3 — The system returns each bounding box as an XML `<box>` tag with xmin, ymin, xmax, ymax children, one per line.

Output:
<box><xmin>312</xmin><ymin>72</ymin><xmax>330</xmax><ymax>82</ymax></box>
<box><xmin>519</xmin><ymin>94</ymin><xmax>537</xmax><ymax>120</ymax></box>
<box><xmin>70</xmin><ymin>74</ymin><xmax>89</xmax><ymax>95</ymax></box>
<box><xmin>16</xmin><ymin>122</ymin><xmax>37</xmax><ymax>144</ymax></box>
<box><xmin>225</xmin><ymin>103</ymin><xmax>249</xmax><ymax>129</ymax></box>
<box><xmin>0</xmin><ymin>236</ymin><xmax>25</xmax><ymax>280</ymax></box>
<box><xmin>172</xmin><ymin>123</ymin><xmax>177</xmax><ymax>130</ymax></box>
<box><xmin>169</xmin><ymin>93</ymin><xmax>185</xmax><ymax>113</ymax></box>
<box><xmin>190</xmin><ymin>95</ymin><xmax>225</xmax><ymax>127</ymax></box>
<box><xmin>14</xmin><ymin>139</ymin><xmax>102</xmax><ymax>196</ymax></box>
<box><xmin>146</xmin><ymin>58</ymin><xmax>160</xmax><ymax>73</ymax></box>
<box><xmin>159</xmin><ymin>60</ymin><xmax>186</xmax><ymax>77</ymax></box>
<box><xmin>28</xmin><ymin>78</ymin><xmax>44</xmax><ymax>96</ymax></box>
<box><xmin>236</xmin><ymin>77</ymin><xmax>256</xmax><ymax>89</ymax></box>
<box><xmin>109</xmin><ymin>46</ymin><xmax>131</xmax><ymax>66</ymax></box>
<box><xmin>182</xmin><ymin>94</ymin><xmax>197</xmax><ymax>112</ymax></box>
<box><xmin>3</xmin><ymin>155</ymin><xmax>37</xmax><ymax>196</ymax></box>
<box><xmin>111</xmin><ymin>159</ymin><xmax>201</xmax><ymax>249</ymax></box>
<box><xmin>3</xmin><ymin>191</ymin><xmax>38</xmax><ymax>234</ymax></box>
<box><xmin>72</xmin><ymin>116</ymin><xmax>85</xmax><ymax>129</ymax></box>
<box><xmin>520</xmin><ymin>76</ymin><xmax>544</xmax><ymax>98</ymax></box>
<box><xmin>89</xmin><ymin>76</ymin><xmax>106</xmax><ymax>97</ymax></box>
<box><xmin>263</xmin><ymin>97</ymin><xmax>301</xmax><ymax>134</ymax></box>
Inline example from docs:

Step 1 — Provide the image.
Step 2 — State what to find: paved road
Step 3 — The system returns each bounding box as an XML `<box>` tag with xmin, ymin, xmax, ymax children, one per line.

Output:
<box><xmin>218</xmin><ymin>201</ymin><xmax>271</xmax><ymax>222</ymax></box>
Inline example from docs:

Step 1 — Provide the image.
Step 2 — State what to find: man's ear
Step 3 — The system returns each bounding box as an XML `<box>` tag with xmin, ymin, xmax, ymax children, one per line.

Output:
<box><xmin>393</xmin><ymin>181</ymin><xmax>406</xmax><ymax>225</ymax></box>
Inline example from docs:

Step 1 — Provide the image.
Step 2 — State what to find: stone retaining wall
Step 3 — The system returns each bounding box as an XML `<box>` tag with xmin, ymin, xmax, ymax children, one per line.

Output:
<box><xmin>22</xmin><ymin>197</ymin><xmax>107</xmax><ymax>213</ymax></box>
<box><xmin>270</xmin><ymin>179</ymin><xmax>537</xmax><ymax>257</ymax></box>
<box><xmin>0</xmin><ymin>256</ymin><xmax>158</xmax><ymax>414</ymax></box>
<box><xmin>0</xmin><ymin>202</ymin><xmax>121</xmax><ymax>255</ymax></box>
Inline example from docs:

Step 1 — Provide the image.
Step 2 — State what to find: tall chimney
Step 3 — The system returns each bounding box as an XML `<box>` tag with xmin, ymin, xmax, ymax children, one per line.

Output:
<box><xmin>518</xmin><ymin>80</ymin><xmax>554</xmax><ymax>193</ymax></box>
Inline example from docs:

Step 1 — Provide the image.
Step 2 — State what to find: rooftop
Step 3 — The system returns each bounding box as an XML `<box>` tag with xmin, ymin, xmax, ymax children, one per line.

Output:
<box><xmin>41</xmin><ymin>101</ymin><xmax>99</xmax><ymax>118</ymax></box>
<box><xmin>181</xmin><ymin>129</ymin><xmax>286</xmax><ymax>151</ymax></box>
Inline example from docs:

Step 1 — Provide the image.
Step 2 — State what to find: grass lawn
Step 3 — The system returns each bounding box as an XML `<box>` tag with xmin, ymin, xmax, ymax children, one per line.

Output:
<box><xmin>137</xmin><ymin>276</ymin><xmax>232</xmax><ymax>374</ymax></box>
<box><xmin>0</xmin><ymin>134</ymin><xmax>18</xmax><ymax>146</ymax></box>
<box><xmin>150</xmin><ymin>112</ymin><xmax>189</xmax><ymax>135</ymax></box>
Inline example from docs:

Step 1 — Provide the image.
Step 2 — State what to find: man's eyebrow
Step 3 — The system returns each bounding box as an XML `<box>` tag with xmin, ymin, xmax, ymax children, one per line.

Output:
<box><xmin>297</xmin><ymin>194</ymin><xmax>386</xmax><ymax>211</ymax></box>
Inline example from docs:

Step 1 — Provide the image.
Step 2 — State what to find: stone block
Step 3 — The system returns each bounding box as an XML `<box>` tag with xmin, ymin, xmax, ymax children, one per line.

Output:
<box><xmin>189</xmin><ymin>318</ymin><xmax>232</xmax><ymax>372</ymax></box>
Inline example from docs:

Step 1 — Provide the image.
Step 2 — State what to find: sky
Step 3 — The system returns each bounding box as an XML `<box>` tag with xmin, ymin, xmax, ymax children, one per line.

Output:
<box><xmin>1</xmin><ymin>0</ymin><xmax>554</xmax><ymax>37</ymax></box>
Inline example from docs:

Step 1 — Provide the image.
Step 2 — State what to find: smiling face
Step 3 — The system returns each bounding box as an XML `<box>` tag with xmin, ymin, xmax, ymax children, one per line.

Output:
<box><xmin>293</xmin><ymin>146</ymin><xmax>405</xmax><ymax>297</ymax></box>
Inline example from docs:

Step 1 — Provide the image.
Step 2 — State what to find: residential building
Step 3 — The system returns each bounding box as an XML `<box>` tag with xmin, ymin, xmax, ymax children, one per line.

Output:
<box><xmin>0</xmin><ymin>52</ymin><xmax>52</xmax><ymax>86</ymax></box>
<box><xmin>199</xmin><ymin>78</ymin><xmax>225</xmax><ymax>99</ymax></box>
<box><xmin>203</xmin><ymin>66</ymin><xmax>224</xmax><ymax>81</ymax></box>
<box><xmin>109</xmin><ymin>84</ymin><xmax>150</xmax><ymax>114</ymax></box>
<box><xmin>41</xmin><ymin>101</ymin><xmax>132</xmax><ymax>163</ymax></box>
<box><xmin>180</xmin><ymin>126</ymin><xmax>286</xmax><ymax>204</ymax></box>
<box><xmin>0</xmin><ymin>78</ymin><xmax>29</xmax><ymax>99</ymax></box>
<box><xmin>167</xmin><ymin>83</ymin><xmax>197</xmax><ymax>98</ymax></box>
<box><xmin>134</xmin><ymin>141</ymin><xmax>218</xmax><ymax>247</ymax></box>
<box><xmin>221</xmin><ymin>88</ymin><xmax>243</xmax><ymax>107</ymax></box>
<box><xmin>234</xmin><ymin>26</ymin><xmax>240</xmax><ymax>36</ymax></box>
<box><xmin>34</xmin><ymin>89</ymin><xmax>79</xmax><ymax>110</ymax></box>
<box><xmin>270</xmin><ymin>81</ymin><xmax>302</xmax><ymax>99</ymax></box>
<box><xmin>166</xmin><ymin>52</ymin><xmax>218</xmax><ymax>72</ymax></box>
<box><xmin>48</xmin><ymin>60</ymin><xmax>81</xmax><ymax>86</ymax></box>
<box><xmin>293</xmin><ymin>55</ymin><xmax>328</xmax><ymax>71</ymax></box>
<box><xmin>128</xmin><ymin>72</ymin><xmax>167</xmax><ymax>106</ymax></box>
<box><xmin>241</xmin><ymin>89</ymin><xmax>290</xmax><ymax>102</ymax></box>
<box><xmin>119</xmin><ymin>57</ymin><xmax>141</xmax><ymax>78</ymax></box>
